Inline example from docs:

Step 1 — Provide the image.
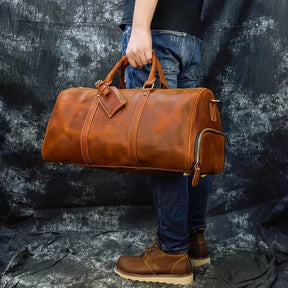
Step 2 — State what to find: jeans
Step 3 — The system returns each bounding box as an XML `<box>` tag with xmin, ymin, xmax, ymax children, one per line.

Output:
<box><xmin>122</xmin><ymin>25</ymin><xmax>210</xmax><ymax>254</ymax></box>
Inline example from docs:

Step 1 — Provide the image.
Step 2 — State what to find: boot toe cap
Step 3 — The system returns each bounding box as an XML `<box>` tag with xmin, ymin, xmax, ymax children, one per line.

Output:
<box><xmin>116</xmin><ymin>255</ymin><xmax>151</xmax><ymax>275</ymax></box>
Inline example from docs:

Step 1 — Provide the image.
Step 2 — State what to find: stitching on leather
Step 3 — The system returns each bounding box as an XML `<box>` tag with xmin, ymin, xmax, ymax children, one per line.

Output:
<box><xmin>110</xmin><ymin>86</ymin><xmax>126</xmax><ymax>102</ymax></box>
<box><xmin>128</xmin><ymin>91</ymin><xmax>150</xmax><ymax>167</ymax></box>
<box><xmin>134</xmin><ymin>91</ymin><xmax>150</xmax><ymax>166</ymax></box>
<box><xmin>81</xmin><ymin>164</ymin><xmax>187</xmax><ymax>173</ymax></box>
<box><xmin>98</xmin><ymin>87</ymin><xmax>126</xmax><ymax>118</ymax></box>
<box><xmin>109</xmin><ymin>87</ymin><xmax>127</xmax><ymax>116</ymax></box>
<box><xmin>98</xmin><ymin>96</ymin><xmax>112</xmax><ymax>118</ymax></box>
<box><xmin>80</xmin><ymin>96</ymin><xmax>99</xmax><ymax>164</ymax></box>
<box><xmin>127</xmin><ymin>94</ymin><xmax>140</xmax><ymax>165</ymax></box>
<box><xmin>187</xmin><ymin>88</ymin><xmax>207</xmax><ymax>169</ymax></box>
<box><xmin>143</xmin><ymin>258</ymin><xmax>155</xmax><ymax>274</ymax></box>
<box><xmin>80</xmin><ymin>99</ymin><xmax>93</xmax><ymax>164</ymax></box>
<box><xmin>171</xmin><ymin>256</ymin><xmax>187</xmax><ymax>274</ymax></box>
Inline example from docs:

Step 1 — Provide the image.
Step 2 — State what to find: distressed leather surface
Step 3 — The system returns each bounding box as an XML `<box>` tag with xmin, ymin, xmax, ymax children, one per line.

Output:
<box><xmin>42</xmin><ymin>55</ymin><xmax>224</xmax><ymax>178</ymax></box>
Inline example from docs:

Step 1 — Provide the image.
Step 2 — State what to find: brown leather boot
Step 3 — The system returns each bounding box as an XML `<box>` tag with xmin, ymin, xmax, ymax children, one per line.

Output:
<box><xmin>188</xmin><ymin>228</ymin><xmax>211</xmax><ymax>267</ymax></box>
<box><xmin>114</xmin><ymin>242</ymin><xmax>193</xmax><ymax>285</ymax></box>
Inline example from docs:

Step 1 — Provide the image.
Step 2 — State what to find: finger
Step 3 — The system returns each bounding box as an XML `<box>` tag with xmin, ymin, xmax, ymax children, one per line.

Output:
<box><xmin>135</xmin><ymin>54</ymin><xmax>145</xmax><ymax>67</ymax></box>
<box><xmin>145</xmin><ymin>51</ymin><xmax>153</xmax><ymax>64</ymax></box>
<box><xmin>127</xmin><ymin>56</ymin><xmax>138</xmax><ymax>68</ymax></box>
<box><xmin>133</xmin><ymin>52</ymin><xmax>149</xmax><ymax>68</ymax></box>
<box><xmin>139</xmin><ymin>53</ymin><xmax>149</xmax><ymax>66</ymax></box>
<box><xmin>126</xmin><ymin>48</ymin><xmax>137</xmax><ymax>67</ymax></box>
<box><xmin>126</xmin><ymin>51</ymin><xmax>139</xmax><ymax>67</ymax></box>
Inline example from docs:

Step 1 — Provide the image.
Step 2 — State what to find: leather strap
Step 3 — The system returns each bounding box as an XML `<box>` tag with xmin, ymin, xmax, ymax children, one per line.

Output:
<box><xmin>156</xmin><ymin>58</ymin><xmax>169</xmax><ymax>89</ymax></box>
<box><xmin>120</xmin><ymin>56</ymin><xmax>169</xmax><ymax>89</ymax></box>
<box><xmin>97</xmin><ymin>51</ymin><xmax>168</xmax><ymax>91</ymax></box>
<box><xmin>120</xmin><ymin>58</ymin><xmax>130</xmax><ymax>88</ymax></box>
<box><xmin>80</xmin><ymin>96</ymin><xmax>100</xmax><ymax>164</ymax></box>
<box><xmin>128</xmin><ymin>90</ymin><xmax>151</xmax><ymax>166</ymax></box>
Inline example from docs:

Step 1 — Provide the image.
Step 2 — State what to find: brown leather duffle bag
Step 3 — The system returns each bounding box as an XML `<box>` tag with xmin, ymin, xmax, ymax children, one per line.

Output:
<box><xmin>42</xmin><ymin>52</ymin><xmax>225</xmax><ymax>186</ymax></box>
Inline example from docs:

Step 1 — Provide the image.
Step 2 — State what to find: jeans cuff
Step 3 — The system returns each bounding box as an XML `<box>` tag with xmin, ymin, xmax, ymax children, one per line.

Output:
<box><xmin>156</xmin><ymin>239</ymin><xmax>188</xmax><ymax>254</ymax></box>
<box><xmin>189</xmin><ymin>225</ymin><xmax>206</xmax><ymax>233</ymax></box>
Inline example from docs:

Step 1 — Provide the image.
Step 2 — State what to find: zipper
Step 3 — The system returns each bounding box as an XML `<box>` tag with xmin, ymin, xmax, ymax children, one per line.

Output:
<box><xmin>191</xmin><ymin>128</ymin><xmax>225</xmax><ymax>186</ymax></box>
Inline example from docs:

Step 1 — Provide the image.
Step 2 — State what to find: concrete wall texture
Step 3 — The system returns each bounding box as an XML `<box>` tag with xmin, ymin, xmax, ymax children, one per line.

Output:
<box><xmin>1</xmin><ymin>1</ymin><xmax>288</xmax><ymax>287</ymax></box>
<box><xmin>1</xmin><ymin>0</ymin><xmax>287</xmax><ymax>219</ymax></box>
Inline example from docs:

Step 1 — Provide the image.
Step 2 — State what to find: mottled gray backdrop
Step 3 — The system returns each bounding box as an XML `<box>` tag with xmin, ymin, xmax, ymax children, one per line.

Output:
<box><xmin>0</xmin><ymin>0</ymin><xmax>287</xmax><ymax>287</ymax></box>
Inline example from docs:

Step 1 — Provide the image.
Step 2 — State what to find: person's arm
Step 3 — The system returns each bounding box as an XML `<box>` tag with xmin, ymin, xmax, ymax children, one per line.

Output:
<box><xmin>126</xmin><ymin>0</ymin><xmax>158</xmax><ymax>68</ymax></box>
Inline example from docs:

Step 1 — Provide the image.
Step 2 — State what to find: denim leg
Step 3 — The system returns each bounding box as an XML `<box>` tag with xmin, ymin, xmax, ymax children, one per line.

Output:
<box><xmin>188</xmin><ymin>176</ymin><xmax>210</xmax><ymax>232</ymax></box>
<box><xmin>151</xmin><ymin>175</ymin><xmax>189</xmax><ymax>253</ymax></box>
<box><xmin>176</xmin><ymin>35</ymin><xmax>210</xmax><ymax>233</ymax></box>
<box><xmin>121</xmin><ymin>26</ymin><xmax>209</xmax><ymax>253</ymax></box>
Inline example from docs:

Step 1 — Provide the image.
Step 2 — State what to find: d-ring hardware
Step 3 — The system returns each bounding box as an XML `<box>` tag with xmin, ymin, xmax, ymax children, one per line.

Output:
<box><xmin>95</xmin><ymin>80</ymin><xmax>102</xmax><ymax>87</ymax></box>
<box><xmin>142</xmin><ymin>83</ymin><xmax>155</xmax><ymax>90</ymax></box>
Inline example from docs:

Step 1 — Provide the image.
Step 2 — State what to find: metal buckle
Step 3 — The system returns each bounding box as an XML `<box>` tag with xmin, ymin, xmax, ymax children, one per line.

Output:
<box><xmin>142</xmin><ymin>82</ymin><xmax>155</xmax><ymax>90</ymax></box>
<box><xmin>95</xmin><ymin>80</ymin><xmax>102</xmax><ymax>87</ymax></box>
<box><xmin>183</xmin><ymin>172</ymin><xmax>191</xmax><ymax>176</ymax></box>
<box><xmin>210</xmin><ymin>99</ymin><xmax>221</xmax><ymax>103</ymax></box>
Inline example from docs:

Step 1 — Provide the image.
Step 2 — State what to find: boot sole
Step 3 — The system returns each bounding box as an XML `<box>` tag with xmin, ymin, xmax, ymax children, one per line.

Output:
<box><xmin>114</xmin><ymin>267</ymin><xmax>193</xmax><ymax>285</ymax></box>
<box><xmin>190</xmin><ymin>256</ymin><xmax>211</xmax><ymax>267</ymax></box>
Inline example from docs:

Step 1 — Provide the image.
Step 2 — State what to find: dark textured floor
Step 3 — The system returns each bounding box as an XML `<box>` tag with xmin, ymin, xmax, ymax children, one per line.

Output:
<box><xmin>1</xmin><ymin>205</ymin><xmax>288</xmax><ymax>288</ymax></box>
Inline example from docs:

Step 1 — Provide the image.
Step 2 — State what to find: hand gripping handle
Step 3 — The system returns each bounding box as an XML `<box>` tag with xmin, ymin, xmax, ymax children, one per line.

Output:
<box><xmin>119</xmin><ymin>55</ymin><xmax>168</xmax><ymax>89</ymax></box>
<box><xmin>96</xmin><ymin>51</ymin><xmax>168</xmax><ymax>91</ymax></box>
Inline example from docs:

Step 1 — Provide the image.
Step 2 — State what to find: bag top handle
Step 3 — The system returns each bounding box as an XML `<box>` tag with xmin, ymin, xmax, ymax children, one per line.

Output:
<box><xmin>97</xmin><ymin>51</ymin><xmax>168</xmax><ymax>90</ymax></box>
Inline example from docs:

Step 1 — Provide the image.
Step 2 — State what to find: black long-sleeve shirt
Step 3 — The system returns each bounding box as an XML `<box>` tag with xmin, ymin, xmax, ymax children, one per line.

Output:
<box><xmin>120</xmin><ymin>0</ymin><xmax>204</xmax><ymax>39</ymax></box>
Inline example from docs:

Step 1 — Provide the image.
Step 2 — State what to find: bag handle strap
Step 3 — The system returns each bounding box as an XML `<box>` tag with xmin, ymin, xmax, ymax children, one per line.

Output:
<box><xmin>119</xmin><ymin>56</ymin><xmax>168</xmax><ymax>89</ymax></box>
<box><xmin>96</xmin><ymin>51</ymin><xmax>168</xmax><ymax>94</ymax></box>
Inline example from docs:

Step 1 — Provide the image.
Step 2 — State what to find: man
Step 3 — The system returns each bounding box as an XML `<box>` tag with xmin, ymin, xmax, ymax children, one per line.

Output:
<box><xmin>114</xmin><ymin>0</ymin><xmax>210</xmax><ymax>285</ymax></box>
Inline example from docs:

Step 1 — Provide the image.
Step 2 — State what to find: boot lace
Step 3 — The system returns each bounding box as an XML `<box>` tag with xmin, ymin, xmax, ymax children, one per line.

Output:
<box><xmin>143</xmin><ymin>228</ymin><xmax>158</xmax><ymax>256</ymax></box>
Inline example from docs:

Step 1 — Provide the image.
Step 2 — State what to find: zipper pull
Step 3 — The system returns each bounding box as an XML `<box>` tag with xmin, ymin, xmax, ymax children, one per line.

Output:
<box><xmin>192</xmin><ymin>164</ymin><xmax>201</xmax><ymax>187</ymax></box>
